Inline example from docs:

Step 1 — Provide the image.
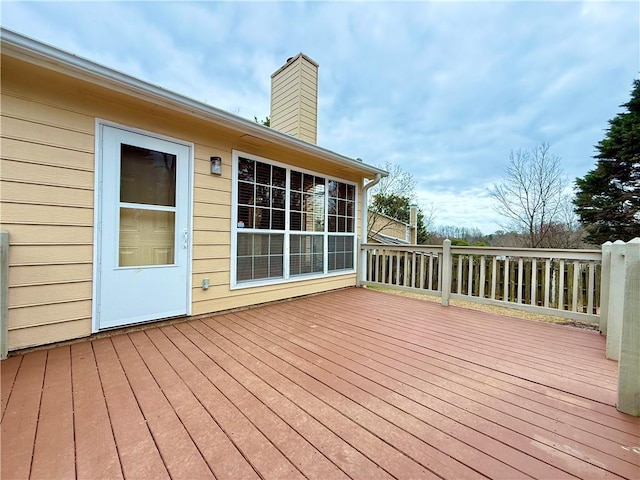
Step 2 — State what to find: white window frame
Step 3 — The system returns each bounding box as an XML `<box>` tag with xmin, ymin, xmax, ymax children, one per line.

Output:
<box><xmin>231</xmin><ymin>150</ymin><xmax>358</xmax><ymax>289</ymax></box>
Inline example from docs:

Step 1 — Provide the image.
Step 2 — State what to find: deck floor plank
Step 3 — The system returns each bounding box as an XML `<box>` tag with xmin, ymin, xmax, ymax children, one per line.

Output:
<box><xmin>206</xmin><ymin>314</ymin><xmax>473</xmax><ymax>480</ymax></box>
<box><xmin>71</xmin><ymin>341</ymin><xmax>123</xmax><ymax>480</ymax></box>
<box><xmin>300</xmin><ymin>291</ymin><xmax>616</xmax><ymax>403</ymax></box>
<box><xmin>0</xmin><ymin>354</ymin><xmax>22</xmax><ymax>421</ymax></box>
<box><xmin>306</xmin><ymin>305</ymin><xmax>638</xmax><ymax>448</ymax></box>
<box><xmin>185</xmin><ymin>319</ymin><xmax>401</xmax><ymax>480</ymax></box>
<box><xmin>30</xmin><ymin>347</ymin><xmax>75</xmax><ymax>480</ymax></box>
<box><xmin>0</xmin><ymin>350</ymin><xmax>46</xmax><ymax>480</ymax></box>
<box><xmin>175</xmin><ymin>322</ymin><xmax>351</xmax><ymax>480</ymax></box>
<box><xmin>1</xmin><ymin>287</ymin><xmax>639</xmax><ymax>480</ymax></box>
<box><xmin>292</xmin><ymin>297</ymin><xmax>635</xmax><ymax>431</ymax></box>
<box><xmin>110</xmin><ymin>334</ymin><xmax>214</xmax><ymax>479</ymax></box>
<box><xmin>130</xmin><ymin>329</ymin><xmax>284</xmax><ymax>480</ymax></box>
<box><xmin>157</xmin><ymin>325</ymin><xmax>305</xmax><ymax>480</ymax></box>
<box><xmin>143</xmin><ymin>328</ymin><xmax>262</xmax><ymax>480</ymax></box>
<box><xmin>251</xmin><ymin>304</ymin><xmax>638</xmax><ymax>479</ymax></box>
<box><xmin>92</xmin><ymin>337</ymin><xmax>170</xmax><ymax>480</ymax></box>
<box><xmin>308</xmin><ymin>294</ymin><xmax>615</xmax><ymax>403</ymax></box>
<box><xmin>228</xmin><ymin>310</ymin><xmax>572</xmax><ymax>480</ymax></box>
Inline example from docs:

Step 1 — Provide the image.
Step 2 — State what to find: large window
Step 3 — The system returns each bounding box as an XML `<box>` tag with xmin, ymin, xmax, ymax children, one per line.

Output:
<box><xmin>233</xmin><ymin>153</ymin><xmax>357</xmax><ymax>286</ymax></box>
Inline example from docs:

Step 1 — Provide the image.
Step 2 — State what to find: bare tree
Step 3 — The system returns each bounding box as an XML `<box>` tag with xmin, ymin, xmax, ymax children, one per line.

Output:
<box><xmin>369</xmin><ymin>161</ymin><xmax>417</xmax><ymax>201</ymax></box>
<box><xmin>489</xmin><ymin>143</ymin><xmax>568</xmax><ymax>248</ymax></box>
<box><xmin>366</xmin><ymin>162</ymin><xmax>434</xmax><ymax>243</ymax></box>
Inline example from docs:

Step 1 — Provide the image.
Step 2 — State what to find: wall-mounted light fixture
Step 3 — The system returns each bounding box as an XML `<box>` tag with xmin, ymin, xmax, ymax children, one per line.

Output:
<box><xmin>210</xmin><ymin>156</ymin><xmax>222</xmax><ymax>175</ymax></box>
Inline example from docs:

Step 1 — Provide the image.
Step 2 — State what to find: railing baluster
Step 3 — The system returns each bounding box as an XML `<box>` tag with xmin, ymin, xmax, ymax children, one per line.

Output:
<box><xmin>558</xmin><ymin>259</ymin><xmax>565</xmax><ymax>310</ymax></box>
<box><xmin>504</xmin><ymin>257</ymin><xmax>510</xmax><ymax>302</ymax></box>
<box><xmin>544</xmin><ymin>259</ymin><xmax>551</xmax><ymax>308</ymax></box>
<box><xmin>572</xmin><ymin>261</ymin><xmax>580</xmax><ymax>312</ymax></box>
<box><xmin>380</xmin><ymin>250</ymin><xmax>385</xmax><ymax>283</ymax></box>
<box><xmin>411</xmin><ymin>252</ymin><xmax>416</xmax><ymax>288</ymax></box>
<box><xmin>491</xmin><ymin>256</ymin><xmax>497</xmax><ymax>299</ymax></box>
<box><xmin>479</xmin><ymin>256</ymin><xmax>486</xmax><ymax>299</ymax></box>
<box><xmin>457</xmin><ymin>256</ymin><xmax>463</xmax><ymax>294</ymax></box>
<box><xmin>468</xmin><ymin>255</ymin><xmax>474</xmax><ymax>296</ymax></box>
<box><xmin>428</xmin><ymin>255</ymin><xmax>434</xmax><ymax>291</ymax></box>
<box><xmin>588</xmin><ymin>261</ymin><xmax>595</xmax><ymax>315</ymax></box>
<box><xmin>517</xmin><ymin>257</ymin><xmax>524</xmax><ymax>304</ymax></box>
<box><xmin>396</xmin><ymin>254</ymin><xmax>400</xmax><ymax>285</ymax></box>
<box><xmin>531</xmin><ymin>259</ymin><xmax>537</xmax><ymax>306</ymax></box>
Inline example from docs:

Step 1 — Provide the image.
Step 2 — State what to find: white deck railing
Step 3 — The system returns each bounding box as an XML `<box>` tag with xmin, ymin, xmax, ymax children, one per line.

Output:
<box><xmin>360</xmin><ymin>238</ymin><xmax>640</xmax><ymax>416</ymax></box>
<box><xmin>361</xmin><ymin>241</ymin><xmax>602</xmax><ymax>322</ymax></box>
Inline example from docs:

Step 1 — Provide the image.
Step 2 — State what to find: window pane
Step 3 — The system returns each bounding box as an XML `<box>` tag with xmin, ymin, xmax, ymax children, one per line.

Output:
<box><xmin>272</xmin><ymin>188</ymin><xmax>286</xmax><ymax>209</ymax></box>
<box><xmin>290</xmin><ymin>234</ymin><xmax>323</xmax><ymax>276</ymax></box>
<box><xmin>328</xmin><ymin>180</ymin><xmax>338</xmax><ymax>198</ymax></box>
<box><xmin>290</xmin><ymin>212</ymin><xmax>302</xmax><ymax>231</ymax></box>
<box><xmin>119</xmin><ymin>208</ymin><xmax>175</xmax><ymax>266</ymax></box>
<box><xmin>237</xmin><ymin>233</ymin><xmax>252</xmax><ymax>256</ymax></box>
<box><xmin>237</xmin><ymin>256</ymin><xmax>252</xmax><ymax>281</ymax></box>
<box><xmin>236</xmin><ymin>233</ymin><xmax>284</xmax><ymax>282</ymax></box>
<box><xmin>314</xmin><ymin>215</ymin><xmax>324</xmax><ymax>232</ymax></box>
<box><xmin>272</xmin><ymin>210</ymin><xmax>285</xmax><ymax>230</ymax></box>
<box><xmin>256</xmin><ymin>185</ymin><xmax>270</xmax><ymax>207</ymax></box>
<box><xmin>303</xmin><ymin>174</ymin><xmax>314</xmax><ymax>192</ymax></box>
<box><xmin>238</xmin><ymin>182</ymin><xmax>254</xmax><ymax>205</ymax></box>
<box><xmin>120</xmin><ymin>144</ymin><xmax>176</xmax><ymax>206</ymax></box>
<box><xmin>270</xmin><ymin>256</ymin><xmax>284</xmax><ymax>277</ymax></box>
<box><xmin>270</xmin><ymin>234</ymin><xmax>284</xmax><ymax>255</ymax></box>
<box><xmin>238</xmin><ymin>158</ymin><xmax>254</xmax><ymax>181</ymax></box>
<box><xmin>237</xmin><ymin>206</ymin><xmax>253</xmax><ymax>229</ymax></box>
<box><xmin>273</xmin><ymin>166</ymin><xmax>286</xmax><ymax>188</ymax></box>
<box><xmin>328</xmin><ymin>215</ymin><xmax>337</xmax><ymax>232</ymax></box>
<box><xmin>290</xmin><ymin>192</ymin><xmax>302</xmax><ymax>211</ymax></box>
<box><xmin>328</xmin><ymin>235</ymin><xmax>354</xmax><ymax>271</ymax></box>
<box><xmin>328</xmin><ymin>198</ymin><xmax>337</xmax><ymax>215</ymax></box>
<box><xmin>291</xmin><ymin>171</ymin><xmax>302</xmax><ymax>191</ymax></box>
<box><xmin>255</xmin><ymin>208</ymin><xmax>270</xmax><ymax>229</ymax></box>
<box><xmin>254</xmin><ymin>256</ymin><xmax>268</xmax><ymax>279</ymax></box>
<box><xmin>346</xmin><ymin>184</ymin><xmax>355</xmax><ymax>201</ymax></box>
<box><xmin>256</xmin><ymin>161</ymin><xmax>271</xmax><ymax>185</ymax></box>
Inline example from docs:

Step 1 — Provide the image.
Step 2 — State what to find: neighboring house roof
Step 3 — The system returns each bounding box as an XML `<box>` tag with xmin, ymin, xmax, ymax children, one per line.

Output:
<box><xmin>0</xmin><ymin>28</ymin><xmax>386</xmax><ymax>179</ymax></box>
<box><xmin>369</xmin><ymin>232</ymin><xmax>410</xmax><ymax>245</ymax></box>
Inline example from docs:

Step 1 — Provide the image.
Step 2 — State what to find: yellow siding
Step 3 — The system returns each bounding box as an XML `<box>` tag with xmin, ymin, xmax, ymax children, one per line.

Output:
<box><xmin>368</xmin><ymin>212</ymin><xmax>408</xmax><ymax>242</ymax></box>
<box><xmin>1</xmin><ymin>55</ymin><xmax>365</xmax><ymax>351</ymax></box>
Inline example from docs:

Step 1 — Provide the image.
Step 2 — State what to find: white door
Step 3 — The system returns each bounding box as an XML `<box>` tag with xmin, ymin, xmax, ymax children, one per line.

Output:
<box><xmin>95</xmin><ymin>123</ymin><xmax>192</xmax><ymax>330</ymax></box>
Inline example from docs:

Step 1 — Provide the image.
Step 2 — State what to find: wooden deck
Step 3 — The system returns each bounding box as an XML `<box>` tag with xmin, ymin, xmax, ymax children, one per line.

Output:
<box><xmin>2</xmin><ymin>287</ymin><xmax>639</xmax><ymax>479</ymax></box>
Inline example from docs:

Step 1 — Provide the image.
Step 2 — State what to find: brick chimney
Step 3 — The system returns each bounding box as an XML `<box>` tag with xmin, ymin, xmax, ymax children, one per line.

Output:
<box><xmin>270</xmin><ymin>53</ymin><xmax>319</xmax><ymax>144</ymax></box>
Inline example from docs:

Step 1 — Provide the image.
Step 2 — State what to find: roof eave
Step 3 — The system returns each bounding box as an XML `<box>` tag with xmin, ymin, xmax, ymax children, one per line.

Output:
<box><xmin>0</xmin><ymin>28</ymin><xmax>387</xmax><ymax>179</ymax></box>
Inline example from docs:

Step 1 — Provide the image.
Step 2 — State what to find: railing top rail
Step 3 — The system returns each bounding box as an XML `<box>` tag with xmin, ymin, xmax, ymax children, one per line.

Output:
<box><xmin>450</xmin><ymin>245</ymin><xmax>602</xmax><ymax>260</ymax></box>
<box><xmin>361</xmin><ymin>243</ymin><xmax>444</xmax><ymax>253</ymax></box>
<box><xmin>362</xmin><ymin>242</ymin><xmax>601</xmax><ymax>261</ymax></box>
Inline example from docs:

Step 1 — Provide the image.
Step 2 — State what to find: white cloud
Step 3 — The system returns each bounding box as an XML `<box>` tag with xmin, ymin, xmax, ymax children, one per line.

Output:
<box><xmin>2</xmin><ymin>0</ymin><xmax>638</xmax><ymax>234</ymax></box>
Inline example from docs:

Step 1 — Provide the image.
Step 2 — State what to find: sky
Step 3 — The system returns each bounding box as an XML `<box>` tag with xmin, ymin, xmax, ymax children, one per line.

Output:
<box><xmin>2</xmin><ymin>0</ymin><xmax>639</xmax><ymax>233</ymax></box>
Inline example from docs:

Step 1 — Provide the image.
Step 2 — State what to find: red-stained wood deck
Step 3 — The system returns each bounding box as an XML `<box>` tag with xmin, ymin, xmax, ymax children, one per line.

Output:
<box><xmin>2</xmin><ymin>287</ymin><xmax>639</xmax><ymax>479</ymax></box>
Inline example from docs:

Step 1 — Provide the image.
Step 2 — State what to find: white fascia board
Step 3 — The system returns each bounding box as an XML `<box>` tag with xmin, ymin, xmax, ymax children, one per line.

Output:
<box><xmin>0</xmin><ymin>27</ymin><xmax>387</xmax><ymax>179</ymax></box>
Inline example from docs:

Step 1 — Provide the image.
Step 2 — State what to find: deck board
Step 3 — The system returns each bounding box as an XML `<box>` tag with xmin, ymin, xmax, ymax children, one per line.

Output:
<box><xmin>30</xmin><ymin>347</ymin><xmax>75</xmax><ymax>480</ymax></box>
<box><xmin>1</xmin><ymin>350</ymin><xmax>46</xmax><ymax>480</ymax></box>
<box><xmin>2</xmin><ymin>287</ymin><xmax>639</xmax><ymax>479</ymax></box>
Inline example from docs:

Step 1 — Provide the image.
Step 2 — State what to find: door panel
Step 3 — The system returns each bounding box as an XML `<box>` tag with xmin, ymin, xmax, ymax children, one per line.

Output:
<box><xmin>95</xmin><ymin>124</ymin><xmax>191</xmax><ymax>330</ymax></box>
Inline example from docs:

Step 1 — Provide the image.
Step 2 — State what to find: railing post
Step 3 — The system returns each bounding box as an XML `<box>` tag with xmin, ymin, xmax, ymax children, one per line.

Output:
<box><xmin>1</xmin><ymin>230</ymin><xmax>9</xmax><ymax>360</ymax></box>
<box><xmin>606</xmin><ymin>240</ymin><xmax>626</xmax><ymax>360</ymax></box>
<box><xmin>441</xmin><ymin>239</ymin><xmax>452</xmax><ymax>306</ymax></box>
<box><xmin>357</xmin><ymin>239</ymin><xmax>363</xmax><ymax>287</ymax></box>
<box><xmin>618</xmin><ymin>237</ymin><xmax>640</xmax><ymax>416</ymax></box>
<box><xmin>600</xmin><ymin>242</ymin><xmax>612</xmax><ymax>335</ymax></box>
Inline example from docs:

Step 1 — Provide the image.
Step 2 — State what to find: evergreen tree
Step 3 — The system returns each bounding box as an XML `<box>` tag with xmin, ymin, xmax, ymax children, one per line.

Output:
<box><xmin>574</xmin><ymin>80</ymin><xmax>640</xmax><ymax>244</ymax></box>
